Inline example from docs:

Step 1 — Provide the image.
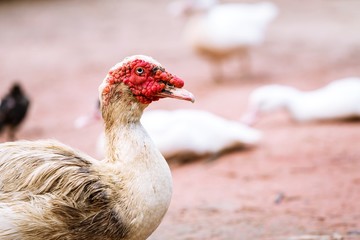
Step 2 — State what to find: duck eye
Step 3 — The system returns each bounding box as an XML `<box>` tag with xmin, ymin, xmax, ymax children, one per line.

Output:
<box><xmin>136</xmin><ymin>67</ymin><xmax>144</xmax><ymax>75</ymax></box>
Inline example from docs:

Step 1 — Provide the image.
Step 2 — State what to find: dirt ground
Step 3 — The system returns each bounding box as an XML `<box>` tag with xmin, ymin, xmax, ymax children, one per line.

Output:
<box><xmin>1</xmin><ymin>0</ymin><xmax>360</xmax><ymax>239</ymax></box>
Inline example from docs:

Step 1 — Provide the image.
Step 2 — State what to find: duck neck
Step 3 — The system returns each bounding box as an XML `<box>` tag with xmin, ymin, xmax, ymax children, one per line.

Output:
<box><xmin>101</xmin><ymin>89</ymin><xmax>151</xmax><ymax>164</ymax></box>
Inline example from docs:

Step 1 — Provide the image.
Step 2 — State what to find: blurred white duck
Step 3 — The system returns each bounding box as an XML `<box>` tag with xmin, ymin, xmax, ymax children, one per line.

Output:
<box><xmin>76</xmin><ymin>108</ymin><xmax>262</xmax><ymax>163</ymax></box>
<box><xmin>242</xmin><ymin>77</ymin><xmax>360</xmax><ymax>125</ymax></box>
<box><xmin>169</xmin><ymin>0</ymin><xmax>278</xmax><ymax>81</ymax></box>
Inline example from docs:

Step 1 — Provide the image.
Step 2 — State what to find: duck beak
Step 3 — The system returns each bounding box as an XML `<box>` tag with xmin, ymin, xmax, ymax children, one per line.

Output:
<box><xmin>156</xmin><ymin>85</ymin><xmax>195</xmax><ymax>103</ymax></box>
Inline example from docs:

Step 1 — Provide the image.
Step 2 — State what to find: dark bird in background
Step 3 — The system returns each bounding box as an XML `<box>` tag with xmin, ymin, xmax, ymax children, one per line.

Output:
<box><xmin>0</xmin><ymin>83</ymin><xmax>30</xmax><ymax>141</ymax></box>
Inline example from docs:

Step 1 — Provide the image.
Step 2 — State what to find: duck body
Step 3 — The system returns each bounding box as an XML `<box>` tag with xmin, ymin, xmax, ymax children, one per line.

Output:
<box><xmin>142</xmin><ymin>109</ymin><xmax>261</xmax><ymax>160</ymax></box>
<box><xmin>288</xmin><ymin>78</ymin><xmax>360</xmax><ymax>121</ymax></box>
<box><xmin>0</xmin><ymin>138</ymin><xmax>170</xmax><ymax>240</ymax></box>
<box><xmin>176</xmin><ymin>0</ymin><xmax>278</xmax><ymax>80</ymax></box>
<box><xmin>184</xmin><ymin>2</ymin><xmax>278</xmax><ymax>53</ymax></box>
<box><xmin>245</xmin><ymin>77</ymin><xmax>360</xmax><ymax>124</ymax></box>
<box><xmin>0</xmin><ymin>55</ymin><xmax>195</xmax><ymax>239</ymax></box>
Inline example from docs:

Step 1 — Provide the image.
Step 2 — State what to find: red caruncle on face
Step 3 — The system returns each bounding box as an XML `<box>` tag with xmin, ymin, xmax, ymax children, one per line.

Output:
<box><xmin>104</xmin><ymin>59</ymin><xmax>184</xmax><ymax>104</ymax></box>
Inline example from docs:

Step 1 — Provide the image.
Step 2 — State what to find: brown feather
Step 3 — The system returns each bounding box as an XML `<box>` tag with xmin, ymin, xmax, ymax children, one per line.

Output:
<box><xmin>0</xmin><ymin>140</ymin><xmax>130</xmax><ymax>240</ymax></box>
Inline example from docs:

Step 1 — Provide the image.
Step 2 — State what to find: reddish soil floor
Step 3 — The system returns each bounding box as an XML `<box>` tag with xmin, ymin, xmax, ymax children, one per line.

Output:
<box><xmin>0</xmin><ymin>0</ymin><xmax>360</xmax><ymax>239</ymax></box>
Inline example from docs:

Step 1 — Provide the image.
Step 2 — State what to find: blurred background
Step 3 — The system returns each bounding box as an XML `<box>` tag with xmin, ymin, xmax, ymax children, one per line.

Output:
<box><xmin>0</xmin><ymin>0</ymin><xmax>360</xmax><ymax>239</ymax></box>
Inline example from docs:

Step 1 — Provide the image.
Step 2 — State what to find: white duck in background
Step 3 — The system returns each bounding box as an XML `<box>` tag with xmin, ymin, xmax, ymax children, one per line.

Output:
<box><xmin>169</xmin><ymin>0</ymin><xmax>278</xmax><ymax>81</ymax></box>
<box><xmin>76</xmin><ymin>108</ymin><xmax>262</xmax><ymax>163</ymax></box>
<box><xmin>242</xmin><ymin>77</ymin><xmax>360</xmax><ymax>125</ymax></box>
